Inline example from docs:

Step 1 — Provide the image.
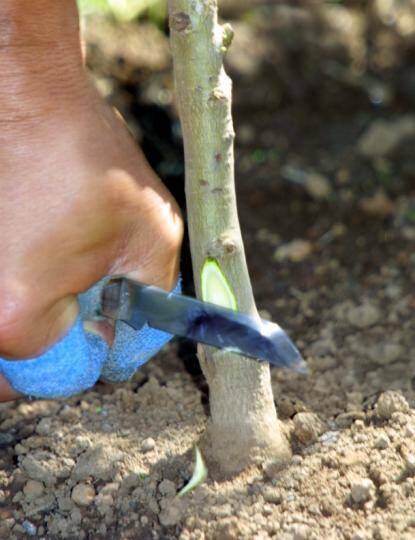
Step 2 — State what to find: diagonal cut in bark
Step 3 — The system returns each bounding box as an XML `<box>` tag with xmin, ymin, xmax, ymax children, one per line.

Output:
<box><xmin>168</xmin><ymin>0</ymin><xmax>291</xmax><ymax>474</ymax></box>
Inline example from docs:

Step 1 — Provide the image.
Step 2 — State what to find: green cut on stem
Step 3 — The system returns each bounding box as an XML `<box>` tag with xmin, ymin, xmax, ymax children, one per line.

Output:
<box><xmin>201</xmin><ymin>258</ymin><xmax>237</xmax><ymax>311</ymax></box>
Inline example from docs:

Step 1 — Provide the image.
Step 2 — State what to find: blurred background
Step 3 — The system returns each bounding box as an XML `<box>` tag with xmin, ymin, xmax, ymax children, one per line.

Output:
<box><xmin>79</xmin><ymin>0</ymin><xmax>414</xmax><ymax>414</ymax></box>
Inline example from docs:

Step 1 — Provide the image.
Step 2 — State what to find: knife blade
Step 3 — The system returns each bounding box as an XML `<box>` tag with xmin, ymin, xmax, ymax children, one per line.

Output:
<box><xmin>100</xmin><ymin>277</ymin><xmax>307</xmax><ymax>373</ymax></box>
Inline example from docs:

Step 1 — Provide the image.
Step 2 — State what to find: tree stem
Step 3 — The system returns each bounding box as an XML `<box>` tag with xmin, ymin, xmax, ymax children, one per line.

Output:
<box><xmin>168</xmin><ymin>0</ymin><xmax>290</xmax><ymax>473</ymax></box>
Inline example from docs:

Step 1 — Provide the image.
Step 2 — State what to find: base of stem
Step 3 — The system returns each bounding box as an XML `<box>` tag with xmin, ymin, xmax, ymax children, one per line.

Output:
<box><xmin>201</xmin><ymin>417</ymin><xmax>292</xmax><ymax>477</ymax></box>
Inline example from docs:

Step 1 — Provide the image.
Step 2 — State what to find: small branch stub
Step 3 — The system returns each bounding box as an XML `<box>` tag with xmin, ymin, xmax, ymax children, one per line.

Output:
<box><xmin>221</xmin><ymin>23</ymin><xmax>234</xmax><ymax>52</ymax></box>
<box><xmin>206</xmin><ymin>233</ymin><xmax>238</xmax><ymax>259</ymax></box>
<box><xmin>171</xmin><ymin>11</ymin><xmax>191</xmax><ymax>33</ymax></box>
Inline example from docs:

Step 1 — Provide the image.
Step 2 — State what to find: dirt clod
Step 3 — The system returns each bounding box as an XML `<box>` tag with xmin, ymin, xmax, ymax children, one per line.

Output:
<box><xmin>305</xmin><ymin>173</ymin><xmax>331</xmax><ymax>200</ymax></box>
<box><xmin>71</xmin><ymin>483</ymin><xmax>96</xmax><ymax>507</ymax></box>
<box><xmin>22</xmin><ymin>520</ymin><xmax>37</xmax><ymax>537</ymax></box>
<box><xmin>72</xmin><ymin>444</ymin><xmax>123</xmax><ymax>482</ymax></box>
<box><xmin>23</xmin><ymin>480</ymin><xmax>44</xmax><ymax>501</ymax></box>
<box><xmin>141</xmin><ymin>437</ymin><xmax>156</xmax><ymax>452</ymax></box>
<box><xmin>285</xmin><ymin>523</ymin><xmax>312</xmax><ymax>540</ymax></box>
<box><xmin>347</xmin><ymin>303</ymin><xmax>381</xmax><ymax>328</ymax></box>
<box><xmin>358</xmin><ymin>116</ymin><xmax>415</xmax><ymax>158</ymax></box>
<box><xmin>158</xmin><ymin>479</ymin><xmax>176</xmax><ymax>497</ymax></box>
<box><xmin>274</xmin><ymin>239</ymin><xmax>313</xmax><ymax>262</ymax></box>
<box><xmin>376</xmin><ymin>391</ymin><xmax>410</xmax><ymax>420</ymax></box>
<box><xmin>20</xmin><ymin>453</ymin><xmax>57</xmax><ymax>486</ymax></box>
<box><xmin>369</xmin><ymin>343</ymin><xmax>404</xmax><ymax>366</ymax></box>
<box><xmin>350</xmin><ymin>478</ymin><xmax>376</xmax><ymax>504</ymax></box>
<box><xmin>374</xmin><ymin>434</ymin><xmax>390</xmax><ymax>449</ymax></box>
<box><xmin>159</xmin><ymin>498</ymin><xmax>184</xmax><ymax>527</ymax></box>
<box><xmin>293</xmin><ymin>412</ymin><xmax>325</xmax><ymax>444</ymax></box>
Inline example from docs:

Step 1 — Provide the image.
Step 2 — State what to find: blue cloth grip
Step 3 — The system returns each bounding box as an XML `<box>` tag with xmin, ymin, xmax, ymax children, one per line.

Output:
<box><xmin>0</xmin><ymin>279</ymin><xmax>180</xmax><ymax>399</ymax></box>
<box><xmin>0</xmin><ymin>319</ymin><xmax>108</xmax><ymax>399</ymax></box>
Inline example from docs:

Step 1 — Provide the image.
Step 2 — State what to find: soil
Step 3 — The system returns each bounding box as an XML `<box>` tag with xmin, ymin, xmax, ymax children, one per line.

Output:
<box><xmin>1</xmin><ymin>2</ymin><xmax>415</xmax><ymax>539</ymax></box>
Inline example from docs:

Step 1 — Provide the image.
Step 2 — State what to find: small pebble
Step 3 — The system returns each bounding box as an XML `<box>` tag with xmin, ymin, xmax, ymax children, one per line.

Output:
<box><xmin>72</xmin><ymin>483</ymin><xmax>96</xmax><ymax>507</ymax></box>
<box><xmin>273</xmin><ymin>239</ymin><xmax>313</xmax><ymax>263</ymax></box>
<box><xmin>22</xmin><ymin>520</ymin><xmax>37</xmax><ymax>537</ymax></box>
<box><xmin>319</xmin><ymin>431</ymin><xmax>340</xmax><ymax>446</ymax></box>
<box><xmin>404</xmin><ymin>453</ymin><xmax>415</xmax><ymax>472</ymax></box>
<box><xmin>35</xmin><ymin>418</ymin><xmax>52</xmax><ymax>436</ymax></box>
<box><xmin>353</xmin><ymin>420</ymin><xmax>365</xmax><ymax>431</ymax></box>
<box><xmin>23</xmin><ymin>480</ymin><xmax>44</xmax><ymax>501</ymax></box>
<box><xmin>159</xmin><ymin>500</ymin><xmax>184</xmax><ymax>527</ymax></box>
<box><xmin>13</xmin><ymin>524</ymin><xmax>26</xmax><ymax>534</ymax></box>
<box><xmin>95</xmin><ymin>492</ymin><xmax>114</xmax><ymax>514</ymax></box>
<box><xmin>293</xmin><ymin>412</ymin><xmax>325</xmax><ymax>444</ymax></box>
<box><xmin>305</xmin><ymin>173</ymin><xmax>331</xmax><ymax>199</ymax></box>
<box><xmin>14</xmin><ymin>443</ymin><xmax>27</xmax><ymax>455</ymax></box>
<box><xmin>291</xmin><ymin>455</ymin><xmax>303</xmax><ymax>465</ymax></box>
<box><xmin>351</xmin><ymin>532</ymin><xmax>367</xmax><ymax>540</ymax></box>
<box><xmin>369</xmin><ymin>343</ymin><xmax>403</xmax><ymax>366</ymax></box>
<box><xmin>141</xmin><ymin>438</ymin><xmax>156</xmax><ymax>452</ymax></box>
<box><xmin>347</xmin><ymin>303</ymin><xmax>380</xmax><ymax>328</ymax></box>
<box><xmin>376</xmin><ymin>391</ymin><xmax>409</xmax><ymax>420</ymax></box>
<box><xmin>100</xmin><ymin>482</ymin><xmax>119</xmax><ymax>496</ymax></box>
<box><xmin>3</xmin><ymin>518</ymin><xmax>15</xmax><ymax>530</ymax></box>
<box><xmin>286</xmin><ymin>523</ymin><xmax>311</xmax><ymax>540</ymax></box>
<box><xmin>158</xmin><ymin>479</ymin><xmax>176</xmax><ymax>497</ymax></box>
<box><xmin>374</xmin><ymin>434</ymin><xmax>390</xmax><ymax>449</ymax></box>
<box><xmin>351</xmin><ymin>478</ymin><xmax>375</xmax><ymax>503</ymax></box>
<box><xmin>360</xmin><ymin>190</ymin><xmax>394</xmax><ymax>217</ymax></box>
<box><xmin>262</xmin><ymin>486</ymin><xmax>282</xmax><ymax>504</ymax></box>
<box><xmin>0</xmin><ymin>432</ymin><xmax>15</xmax><ymax>447</ymax></box>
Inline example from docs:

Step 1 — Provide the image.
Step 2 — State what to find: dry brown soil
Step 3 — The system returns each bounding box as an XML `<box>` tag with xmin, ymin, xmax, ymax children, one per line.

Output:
<box><xmin>1</xmin><ymin>2</ymin><xmax>414</xmax><ymax>539</ymax></box>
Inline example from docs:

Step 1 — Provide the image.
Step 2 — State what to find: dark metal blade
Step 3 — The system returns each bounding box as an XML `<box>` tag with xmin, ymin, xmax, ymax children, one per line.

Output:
<box><xmin>101</xmin><ymin>278</ymin><xmax>307</xmax><ymax>373</ymax></box>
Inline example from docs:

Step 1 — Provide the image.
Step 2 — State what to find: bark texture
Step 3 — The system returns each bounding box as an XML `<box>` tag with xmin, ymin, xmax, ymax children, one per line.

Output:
<box><xmin>168</xmin><ymin>0</ymin><xmax>291</xmax><ymax>474</ymax></box>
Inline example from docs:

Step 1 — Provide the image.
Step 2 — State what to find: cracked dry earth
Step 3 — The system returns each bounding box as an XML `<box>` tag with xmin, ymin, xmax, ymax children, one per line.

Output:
<box><xmin>0</xmin><ymin>199</ymin><xmax>414</xmax><ymax>539</ymax></box>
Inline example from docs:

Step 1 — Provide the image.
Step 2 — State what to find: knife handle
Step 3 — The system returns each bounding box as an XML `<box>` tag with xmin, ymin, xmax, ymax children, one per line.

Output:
<box><xmin>100</xmin><ymin>278</ymin><xmax>147</xmax><ymax>331</ymax></box>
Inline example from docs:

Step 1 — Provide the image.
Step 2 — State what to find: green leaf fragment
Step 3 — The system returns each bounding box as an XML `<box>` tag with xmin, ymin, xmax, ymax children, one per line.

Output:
<box><xmin>201</xmin><ymin>258</ymin><xmax>237</xmax><ymax>311</ymax></box>
<box><xmin>178</xmin><ymin>446</ymin><xmax>208</xmax><ymax>497</ymax></box>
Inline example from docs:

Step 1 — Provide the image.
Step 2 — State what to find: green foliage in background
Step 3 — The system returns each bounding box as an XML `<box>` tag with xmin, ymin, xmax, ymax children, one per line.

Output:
<box><xmin>77</xmin><ymin>0</ymin><xmax>166</xmax><ymax>23</ymax></box>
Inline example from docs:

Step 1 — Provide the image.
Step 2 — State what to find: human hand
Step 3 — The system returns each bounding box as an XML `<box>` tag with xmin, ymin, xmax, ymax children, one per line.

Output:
<box><xmin>0</xmin><ymin>278</ymin><xmax>182</xmax><ymax>400</ymax></box>
<box><xmin>0</xmin><ymin>1</ymin><xmax>183</xmax><ymax>400</ymax></box>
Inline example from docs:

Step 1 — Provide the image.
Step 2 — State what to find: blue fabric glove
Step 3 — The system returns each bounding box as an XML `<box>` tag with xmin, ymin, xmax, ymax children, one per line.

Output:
<box><xmin>0</xmin><ymin>278</ymin><xmax>180</xmax><ymax>399</ymax></box>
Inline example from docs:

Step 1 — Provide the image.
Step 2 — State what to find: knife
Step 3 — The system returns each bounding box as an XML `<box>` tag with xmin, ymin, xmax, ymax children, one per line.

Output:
<box><xmin>100</xmin><ymin>277</ymin><xmax>307</xmax><ymax>373</ymax></box>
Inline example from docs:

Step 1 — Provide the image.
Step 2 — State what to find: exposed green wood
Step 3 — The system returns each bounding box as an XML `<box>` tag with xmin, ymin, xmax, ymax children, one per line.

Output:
<box><xmin>201</xmin><ymin>258</ymin><xmax>237</xmax><ymax>310</ymax></box>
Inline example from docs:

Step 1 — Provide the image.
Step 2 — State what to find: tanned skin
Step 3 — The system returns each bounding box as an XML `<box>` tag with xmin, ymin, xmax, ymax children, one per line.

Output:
<box><xmin>0</xmin><ymin>1</ymin><xmax>183</xmax><ymax>401</ymax></box>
